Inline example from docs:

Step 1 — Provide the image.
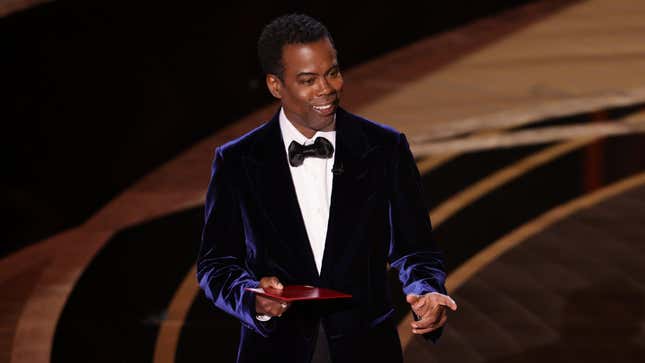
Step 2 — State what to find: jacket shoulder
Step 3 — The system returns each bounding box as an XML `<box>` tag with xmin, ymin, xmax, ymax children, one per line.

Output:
<box><xmin>213</xmin><ymin>120</ymin><xmax>272</xmax><ymax>160</ymax></box>
<box><xmin>342</xmin><ymin>109</ymin><xmax>404</xmax><ymax>147</ymax></box>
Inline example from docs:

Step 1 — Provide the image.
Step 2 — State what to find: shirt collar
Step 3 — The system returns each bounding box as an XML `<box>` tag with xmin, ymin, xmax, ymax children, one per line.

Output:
<box><xmin>279</xmin><ymin>107</ymin><xmax>336</xmax><ymax>153</ymax></box>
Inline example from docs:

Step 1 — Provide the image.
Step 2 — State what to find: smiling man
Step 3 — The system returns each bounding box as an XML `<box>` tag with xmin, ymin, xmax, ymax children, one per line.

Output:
<box><xmin>197</xmin><ymin>14</ymin><xmax>456</xmax><ymax>363</ymax></box>
<box><xmin>264</xmin><ymin>35</ymin><xmax>341</xmax><ymax>137</ymax></box>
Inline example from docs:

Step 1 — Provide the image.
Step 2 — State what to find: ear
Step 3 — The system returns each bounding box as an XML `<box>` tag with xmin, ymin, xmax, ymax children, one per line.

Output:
<box><xmin>265</xmin><ymin>74</ymin><xmax>282</xmax><ymax>99</ymax></box>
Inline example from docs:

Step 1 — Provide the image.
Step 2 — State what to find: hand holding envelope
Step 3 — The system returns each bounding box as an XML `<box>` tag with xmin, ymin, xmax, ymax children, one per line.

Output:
<box><xmin>249</xmin><ymin>276</ymin><xmax>352</xmax><ymax>318</ymax></box>
<box><xmin>253</xmin><ymin>276</ymin><xmax>291</xmax><ymax>318</ymax></box>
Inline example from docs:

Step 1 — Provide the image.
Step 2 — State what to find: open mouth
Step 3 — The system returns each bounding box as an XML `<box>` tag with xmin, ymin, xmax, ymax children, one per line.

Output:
<box><xmin>313</xmin><ymin>104</ymin><xmax>333</xmax><ymax>111</ymax></box>
<box><xmin>312</xmin><ymin>101</ymin><xmax>337</xmax><ymax>115</ymax></box>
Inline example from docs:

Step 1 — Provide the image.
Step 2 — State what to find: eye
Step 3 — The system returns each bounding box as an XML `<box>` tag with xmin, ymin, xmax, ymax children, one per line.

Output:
<box><xmin>299</xmin><ymin>77</ymin><xmax>315</xmax><ymax>85</ymax></box>
<box><xmin>329</xmin><ymin>68</ymin><xmax>341</xmax><ymax>77</ymax></box>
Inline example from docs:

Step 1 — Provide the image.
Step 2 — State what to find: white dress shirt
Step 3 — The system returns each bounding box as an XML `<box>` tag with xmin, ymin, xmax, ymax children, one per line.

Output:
<box><xmin>279</xmin><ymin>107</ymin><xmax>335</xmax><ymax>274</ymax></box>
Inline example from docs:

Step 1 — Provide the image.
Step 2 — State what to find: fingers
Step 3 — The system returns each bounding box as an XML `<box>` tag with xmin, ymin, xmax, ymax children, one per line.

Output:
<box><xmin>277</xmin><ymin>301</ymin><xmax>290</xmax><ymax>317</ymax></box>
<box><xmin>406</xmin><ymin>294</ymin><xmax>420</xmax><ymax>305</ymax></box>
<box><xmin>406</xmin><ymin>294</ymin><xmax>427</xmax><ymax>316</ymax></box>
<box><xmin>256</xmin><ymin>295</ymin><xmax>291</xmax><ymax>316</ymax></box>
<box><xmin>433</xmin><ymin>293</ymin><xmax>458</xmax><ymax>311</ymax></box>
<box><xmin>259</xmin><ymin>276</ymin><xmax>284</xmax><ymax>290</ymax></box>
<box><xmin>433</xmin><ymin>293</ymin><xmax>457</xmax><ymax>311</ymax></box>
<box><xmin>411</xmin><ymin>311</ymin><xmax>448</xmax><ymax>334</ymax></box>
<box><xmin>406</xmin><ymin>292</ymin><xmax>456</xmax><ymax>334</ymax></box>
<box><xmin>255</xmin><ymin>276</ymin><xmax>289</xmax><ymax>317</ymax></box>
<box><xmin>422</xmin><ymin>292</ymin><xmax>457</xmax><ymax>311</ymax></box>
<box><xmin>412</xmin><ymin>307</ymin><xmax>445</xmax><ymax>328</ymax></box>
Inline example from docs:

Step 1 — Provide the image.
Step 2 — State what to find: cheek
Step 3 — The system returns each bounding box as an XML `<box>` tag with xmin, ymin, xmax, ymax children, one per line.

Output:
<box><xmin>332</xmin><ymin>78</ymin><xmax>344</xmax><ymax>92</ymax></box>
<box><xmin>296</xmin><ymin>90</ymin><xmax>314</xmax><ymax>106</ymax></box>
<box><xmin>284</xmin><ymin>89</ymin><xmax>307</xmax><ymax>108</ymax></box>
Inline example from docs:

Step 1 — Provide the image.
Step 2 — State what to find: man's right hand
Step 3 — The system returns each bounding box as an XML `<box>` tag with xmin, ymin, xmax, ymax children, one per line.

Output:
<box><xmin>255</xmin><ymin>276</ymin><xmax>291</xmax><ymax>317</ymax></box>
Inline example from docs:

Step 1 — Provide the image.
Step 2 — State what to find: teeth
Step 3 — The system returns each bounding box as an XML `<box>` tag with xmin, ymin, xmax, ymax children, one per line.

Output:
<box><xmin>313</xmin><ymin>104</ymin><xmax>333</xmax><ymax>111</ymax></box>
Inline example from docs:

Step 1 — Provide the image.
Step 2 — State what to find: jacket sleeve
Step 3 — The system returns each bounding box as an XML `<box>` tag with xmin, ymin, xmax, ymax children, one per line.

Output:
<box><xmin>387</xmin><ymin>133</ymin><xmax>448</xmax><ymax>342</ymax></box>
<box><xmin>196</xmin><ymin>147</ymin><xmax>275</xmax><ymax>336</ymax></box>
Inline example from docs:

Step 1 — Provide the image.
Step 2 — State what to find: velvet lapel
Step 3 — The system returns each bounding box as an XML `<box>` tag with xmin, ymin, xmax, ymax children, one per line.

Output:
<box><xmin>319</xmin><ymin>108</ymin><xmax>380</xmax><ymax>284</ymax></box>
<box><xmin>242</xmin><ymin>110</ymin><xmax>319</xmax><ymax>282</ymax></box>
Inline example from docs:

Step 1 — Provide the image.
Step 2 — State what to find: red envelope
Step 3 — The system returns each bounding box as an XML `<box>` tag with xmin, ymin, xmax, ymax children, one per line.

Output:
<box><xmin>245</xmin><ymin>285</ymin><xmax>351</xmax><ymax>302</ymax></box>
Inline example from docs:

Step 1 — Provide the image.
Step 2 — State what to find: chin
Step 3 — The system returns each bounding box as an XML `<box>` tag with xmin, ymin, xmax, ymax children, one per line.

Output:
<box><xmin>314</xmin><ymin>118</ymin><xmax>335</xmax><ymax>132</ymax></box>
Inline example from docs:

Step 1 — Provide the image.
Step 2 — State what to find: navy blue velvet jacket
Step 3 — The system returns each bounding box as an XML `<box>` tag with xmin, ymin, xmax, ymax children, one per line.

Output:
<box><xmin>197</xmin><ymin>107</ymin><xmax>447</xmax><ymax>363</ymax></box>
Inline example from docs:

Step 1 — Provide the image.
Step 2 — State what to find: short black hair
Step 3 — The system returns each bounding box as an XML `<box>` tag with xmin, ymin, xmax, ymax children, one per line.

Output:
<box><xmin>257</xmin><ymin>14</ymin><xmax>335</xmax><ymax>80</ymax></box>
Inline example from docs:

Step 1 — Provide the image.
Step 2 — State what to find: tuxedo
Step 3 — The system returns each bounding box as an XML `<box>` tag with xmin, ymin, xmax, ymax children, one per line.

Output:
<box><xmin>197</xmin><ymin>107</ymin><xmax>447</xmax><ymax>363</ymax></box>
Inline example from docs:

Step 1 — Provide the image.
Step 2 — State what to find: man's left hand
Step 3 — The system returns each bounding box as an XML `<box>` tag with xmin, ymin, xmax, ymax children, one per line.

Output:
<box><xmin>406</xmin><ymin>292</ymin><xmax>457</xmax><ymax>334</ymax></box>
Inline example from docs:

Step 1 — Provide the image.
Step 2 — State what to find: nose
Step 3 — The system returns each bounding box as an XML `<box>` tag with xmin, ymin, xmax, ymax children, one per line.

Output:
<box><xmin>316</xmin><ymin>76</ymin><xmax>334</xmax><ymax>96</ymax></box>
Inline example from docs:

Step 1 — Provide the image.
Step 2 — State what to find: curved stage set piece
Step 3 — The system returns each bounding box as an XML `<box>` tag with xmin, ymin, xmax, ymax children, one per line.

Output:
<box><xmin>3</xmin><ymin>0</ymin><xmax>645</xmax><ymax>362</ymax></box>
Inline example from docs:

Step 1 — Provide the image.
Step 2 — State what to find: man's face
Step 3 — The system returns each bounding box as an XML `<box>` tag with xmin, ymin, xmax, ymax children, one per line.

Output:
<box><xmin>266</xmin><ymin>37</ymin><xmax>343</xmax><ymax>138</ymax></box>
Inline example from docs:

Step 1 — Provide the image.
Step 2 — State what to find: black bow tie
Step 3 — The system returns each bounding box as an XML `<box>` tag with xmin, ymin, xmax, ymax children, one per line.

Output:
<box><xmin>288</xmin><ymin>137</ymin><xmax>334</xmax><ymax>167</ymax></box>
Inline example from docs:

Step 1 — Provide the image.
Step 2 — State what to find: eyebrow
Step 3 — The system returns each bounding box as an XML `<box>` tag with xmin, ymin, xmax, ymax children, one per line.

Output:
<box><xmin>296</xmin><ymin>64</ymin><xmax>339</xmax><ymax>78</ymax></box>
<box><xmin>296</xmin><ymin>72</ymin><xmax>318</xmax><ymax>77</ymax></box>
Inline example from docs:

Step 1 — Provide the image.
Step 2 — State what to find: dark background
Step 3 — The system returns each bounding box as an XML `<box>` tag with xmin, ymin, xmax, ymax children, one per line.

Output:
<box><xmin>2</xmin><ymin>0</ymin><xmax>534</xmax><ymax>257</ymax></box>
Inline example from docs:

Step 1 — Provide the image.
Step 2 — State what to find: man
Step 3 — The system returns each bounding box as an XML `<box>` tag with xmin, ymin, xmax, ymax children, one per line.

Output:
<box><xmin>197</xmin><ymin>14</ymin><xmax>457</xmax><ymax>363</ymax></box>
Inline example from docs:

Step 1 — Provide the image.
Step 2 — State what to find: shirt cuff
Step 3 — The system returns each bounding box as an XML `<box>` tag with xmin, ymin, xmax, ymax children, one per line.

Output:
<box><xmin>255</xmin><ymin>313</ymin><xmax>272</xmax><ymax>322</ymax></box>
